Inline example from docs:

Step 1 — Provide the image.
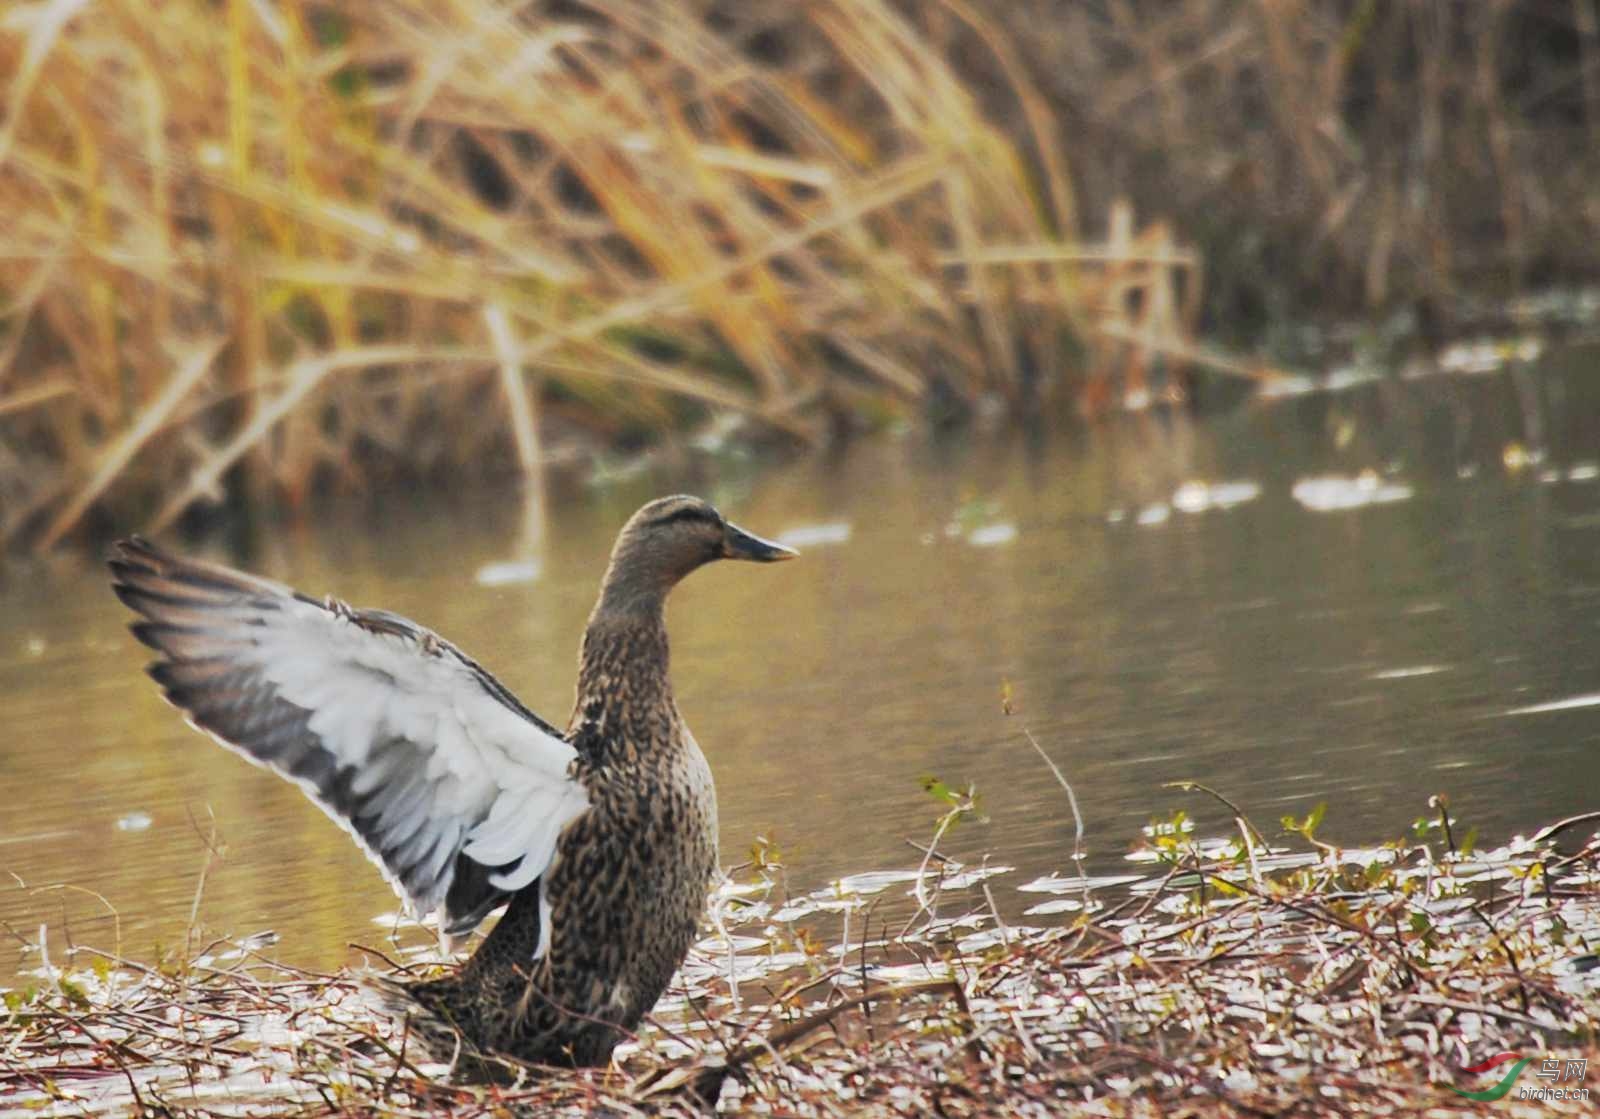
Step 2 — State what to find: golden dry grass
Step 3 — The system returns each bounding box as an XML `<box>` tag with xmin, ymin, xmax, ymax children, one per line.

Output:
<box><xmin>0</xmin><ymin>0</ymin><xmax>1219</xmax><ymax>551</ymax></box>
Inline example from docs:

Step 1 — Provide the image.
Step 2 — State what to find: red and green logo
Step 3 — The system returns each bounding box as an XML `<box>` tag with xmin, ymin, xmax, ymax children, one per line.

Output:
<box><xmin>1449</xmin><ymin>1052</ymin><xmax>1533</xmax><ymax>1101</ymax></box>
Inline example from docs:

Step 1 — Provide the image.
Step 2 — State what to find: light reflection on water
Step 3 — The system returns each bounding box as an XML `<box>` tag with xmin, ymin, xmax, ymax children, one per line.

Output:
<box><xmin>4</xmin><ymin>355</ymin><xmax>1600</xmax><ymax>976</ymax></box>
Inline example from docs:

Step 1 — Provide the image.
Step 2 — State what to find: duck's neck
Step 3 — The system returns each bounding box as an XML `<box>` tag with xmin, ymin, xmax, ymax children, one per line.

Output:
<box><xmin>570</xmin><ymin>601</ymin><xmax>676</xmax><ymax>759</ymax></box>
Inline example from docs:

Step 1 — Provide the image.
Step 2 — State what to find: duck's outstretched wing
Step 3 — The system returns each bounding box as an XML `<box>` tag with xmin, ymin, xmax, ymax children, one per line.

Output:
<box><xmin>109</xmin><ymin>536</ymin><xmax>587</xmax><ymax>940</ymax></box>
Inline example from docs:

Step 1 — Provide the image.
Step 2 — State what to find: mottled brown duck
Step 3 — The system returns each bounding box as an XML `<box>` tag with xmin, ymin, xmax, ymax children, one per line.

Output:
<box><xmin>108</xmin><ymin>495</ymin><xmax>796</xmax><ymax>1068</ymax></box>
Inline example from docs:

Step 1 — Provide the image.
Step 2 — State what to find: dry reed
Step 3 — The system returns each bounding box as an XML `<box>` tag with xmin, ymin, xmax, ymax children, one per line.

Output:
<box><xmin>1004</xmin><ymin>1</ymin><xmax>1600</xmax><ymax>329</ymax></box>
<box><xmin>0</xmin><ymin>0</ymin><xmax>1218</xmax><ymax>552</ymax></box>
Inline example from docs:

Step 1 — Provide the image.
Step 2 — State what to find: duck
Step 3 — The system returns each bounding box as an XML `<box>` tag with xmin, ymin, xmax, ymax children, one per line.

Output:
<box><xmin>108</xmin><ymin>494</ymin><xmax>796</xmax><ymax>1068</ymax></box>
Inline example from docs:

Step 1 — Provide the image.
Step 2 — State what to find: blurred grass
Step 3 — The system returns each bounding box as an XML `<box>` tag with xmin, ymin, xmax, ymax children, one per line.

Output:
<box><xmin>2</xmin><ymin>0</ymin><xmax>1203</xmax><ymax>550</ymax></box>
<box><xmin>5</xmin><ymin>2</ymin><xmax>1597</xmax><ymax>552</ymax></box>
<box><xmin>1004</xmin><ymin>0</ymin><xmax>1600</xmax><ymax>339</ymax></box>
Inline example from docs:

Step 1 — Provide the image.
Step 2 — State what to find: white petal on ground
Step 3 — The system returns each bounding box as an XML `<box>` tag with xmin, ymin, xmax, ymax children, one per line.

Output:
<box><xmin>1023</xmin><ymin>898</ymin><xmax>1086</xmax><ymax>916</ymax></box>
<box><xmin>1018</xmin><ymin>873</ymin><xmax>1144</xmax><ymax>893</ymax></box>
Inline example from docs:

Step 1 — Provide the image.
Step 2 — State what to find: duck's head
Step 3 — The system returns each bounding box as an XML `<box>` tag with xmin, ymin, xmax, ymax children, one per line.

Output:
<box><xmin>596</xmin><ymin>495</ymin><xmax>796</xmax><ymax>615</ymax></box>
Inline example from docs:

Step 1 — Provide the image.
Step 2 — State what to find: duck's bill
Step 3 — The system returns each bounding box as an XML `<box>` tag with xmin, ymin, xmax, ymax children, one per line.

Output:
<box><xmin>721</xmin><ymin>522</ymin><xmax>799</xmax><ymax>562</ymax></box>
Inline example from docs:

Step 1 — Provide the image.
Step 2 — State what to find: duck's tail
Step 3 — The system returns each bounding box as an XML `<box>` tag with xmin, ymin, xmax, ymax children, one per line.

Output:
<box><xmin>370</xmin><ymin>972</ymin><xmax>566</xmax><ymax>1081</ymax></box>
<box><xmin>363</xmin><ymin>972</ymin><xmax>491</xmax><ymax>1067</ymax></box>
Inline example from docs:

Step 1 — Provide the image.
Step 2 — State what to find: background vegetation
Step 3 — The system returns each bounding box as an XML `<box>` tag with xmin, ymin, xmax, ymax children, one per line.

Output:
<box><xmin>0</xmin><ymin>1</ymin><xmax>1594</xmax><ymax>551</ymax></box>
<box><xmin>1014</xmin><ymin>0</ymin><xmax>1600</xmax><ymax>336</ymax></box>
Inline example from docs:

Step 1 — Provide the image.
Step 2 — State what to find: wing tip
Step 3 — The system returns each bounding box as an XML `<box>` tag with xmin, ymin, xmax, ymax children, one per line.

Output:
<box><xmin>108</xmin><ymin>534</ymin><xmax>159</xmax><ymax>572</ymax></box>
<box><xmin>108</xmin><ymin>537</ymin><xmax>296</xmax><ymax>627</ymax></box>
<box><xmin>128</xmin><ymin>619</ymin><xmax>169</xmax><ymax>653</ymax></box>
<box><xmin>146</xmin><ymin>662</ymin><xmax>210</xmax><ymax>715</ymax></box>
<box><xmin>111</xmin><ymin>581</ymin><xmax>165</xmax><ymax>622</ymax></box>
<box><xmin>108</xmin><ymin>536</ymin><xmax>157</xmax><ymax>587</ymax></box>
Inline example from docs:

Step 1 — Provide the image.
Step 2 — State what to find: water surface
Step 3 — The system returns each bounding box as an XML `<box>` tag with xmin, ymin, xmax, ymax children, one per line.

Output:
<box><xmin>4</xmin><ymin>355</ymin><xmax>1600</xmax><ymax>975</ymax></box>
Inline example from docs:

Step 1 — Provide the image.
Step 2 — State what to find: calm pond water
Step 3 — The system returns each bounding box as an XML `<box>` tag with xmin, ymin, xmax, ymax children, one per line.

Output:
<box><xmin>4</xmin><ymin>349</ymin><xmax>1600</xmax><ymax>976</ymax></box>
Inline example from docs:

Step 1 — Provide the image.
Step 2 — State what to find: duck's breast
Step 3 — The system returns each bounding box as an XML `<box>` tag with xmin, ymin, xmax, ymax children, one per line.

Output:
<box><xmin>542</xmin><ymin>725</ymin><xmax>719</xmax><ymax>1029</ymax></box>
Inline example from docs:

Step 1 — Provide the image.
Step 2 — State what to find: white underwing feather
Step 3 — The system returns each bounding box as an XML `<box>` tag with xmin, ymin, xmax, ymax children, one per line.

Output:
<box><xmin>110</xmin><ymin>538</ymin><xmax>590</xmax><ymax>938</ymax></box>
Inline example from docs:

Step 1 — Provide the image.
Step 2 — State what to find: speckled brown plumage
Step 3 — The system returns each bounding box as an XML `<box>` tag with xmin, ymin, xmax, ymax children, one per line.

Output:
<box><xmin>407</xmin><ymin>608</ymin><xmax>721</xmax><ymax>1066</ymax></box>
<box><xmin>110</xmin><ymin>495</ymin><xmax>794</xmax><ymax>1072</ymax></box>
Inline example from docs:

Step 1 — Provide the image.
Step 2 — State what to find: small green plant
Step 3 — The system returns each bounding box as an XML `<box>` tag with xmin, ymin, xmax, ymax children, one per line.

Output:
<box><xmin>919</xmin><ymin>776</ymin><xmax>984</xmax><ymax>824</ymax></box>
<box><xmin>749</xmin><ymin>834</ymin><xmax>785</xmax><ymax>875</ymax></box>
<box><xmin>1280</xmin><ymin>801</ymin><xmax>1327</xmax><ymax>845</ymax></box>
<box><xmin>2</xmin><ymin>984</ymin><xmax>40</xmax><ymax>1013</ymax></box>
<box><xmin>1140</xmin><ymin>808</ymin><xmax>1194</xmax><ymax>865</ymax></box>
<box><xmin>1412</xmin><ymin>794</ymin><xmax>1479</xmax><ymax>860</ymax></box>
